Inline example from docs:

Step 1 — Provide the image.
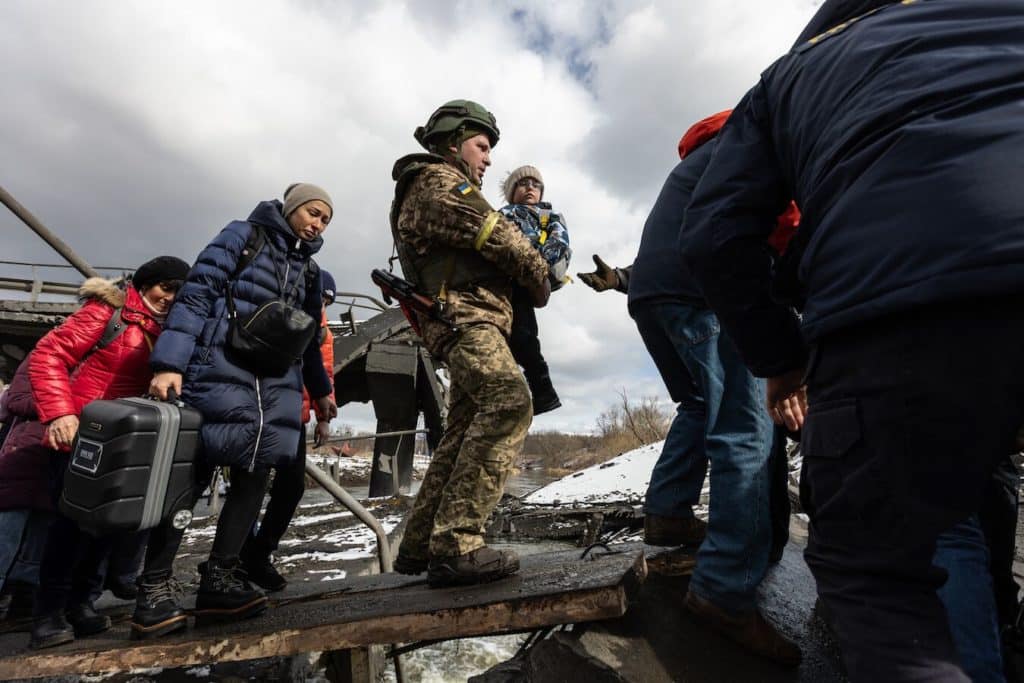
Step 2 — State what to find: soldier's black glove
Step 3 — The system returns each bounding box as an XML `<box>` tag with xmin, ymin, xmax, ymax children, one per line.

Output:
<box><xmin>578</xmin><ymin>255</ymin><xmax>622</xmax><ymax>293</ymax></box>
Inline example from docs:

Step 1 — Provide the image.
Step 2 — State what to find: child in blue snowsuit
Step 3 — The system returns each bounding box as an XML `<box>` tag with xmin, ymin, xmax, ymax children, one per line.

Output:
<box><xmin>499</xmin><ymin>165</ymin><xmax>571</xmax><ymax>415</ymax></box>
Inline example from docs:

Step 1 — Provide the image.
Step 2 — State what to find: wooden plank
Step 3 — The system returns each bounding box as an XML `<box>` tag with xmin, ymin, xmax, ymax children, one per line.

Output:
<box><xmin>0</xmin><ymin>547</ymin><xmax>645</xmax><ymax>680</ymax></box>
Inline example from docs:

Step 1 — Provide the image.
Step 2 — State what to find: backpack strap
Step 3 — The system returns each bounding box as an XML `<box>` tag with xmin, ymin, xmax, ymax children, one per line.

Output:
<box><xmin>537</xmin><ymin>209</ymin><xmax>551</xmax><ymax>246</ymax></box>
<box><xmin>225</xmin><ymin>223</ymin><xmax>267</xmax><ymax>321</ymax></box>
<box><xmin>95</xmin><ymin>306</ymin><xmax>126</xmax><ymax>351</ymax></box>
<box><xmin>233</xmin><ymin>223</ymin><xmax>266</xmax><ymax>281</ymax></box>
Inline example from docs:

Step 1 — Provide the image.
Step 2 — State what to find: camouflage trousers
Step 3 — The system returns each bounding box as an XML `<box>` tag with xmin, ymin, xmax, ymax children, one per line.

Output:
<box><xmin>398</xmin><ymin>323</ymin><xmax>532</xmax><ymax>559</ymax></box>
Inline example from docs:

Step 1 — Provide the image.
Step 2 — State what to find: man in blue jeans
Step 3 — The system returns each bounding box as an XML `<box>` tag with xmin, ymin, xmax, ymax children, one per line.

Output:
<box><xmin>579</xmin><ymin>112</ymin><xmax>800</xmax><ymax>666</ymax></box>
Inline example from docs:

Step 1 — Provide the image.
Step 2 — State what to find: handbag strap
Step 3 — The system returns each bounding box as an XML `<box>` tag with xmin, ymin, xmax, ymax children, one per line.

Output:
<box><xmin>225</xmin><ymin>224</ymin><xmax>310</xmax><ymax>318</ymax></box>
<box><xmin>262</xmin><ymin>238</ymin><xmax>309</xmax><ymax>306</ymax></box>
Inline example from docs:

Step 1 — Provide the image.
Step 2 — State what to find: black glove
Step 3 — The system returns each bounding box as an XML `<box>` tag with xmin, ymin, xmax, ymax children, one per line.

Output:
<box><xmin>577</xmin><ymin>255</ymin><xmax>620</xmax><ymax>292</ymax></box>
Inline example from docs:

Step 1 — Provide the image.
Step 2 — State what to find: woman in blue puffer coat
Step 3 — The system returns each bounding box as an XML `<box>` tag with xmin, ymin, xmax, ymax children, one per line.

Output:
<box><xmin>134</xmin><ymin>184</ymin><xmax>337</xmax><ymax>640</ymax></box>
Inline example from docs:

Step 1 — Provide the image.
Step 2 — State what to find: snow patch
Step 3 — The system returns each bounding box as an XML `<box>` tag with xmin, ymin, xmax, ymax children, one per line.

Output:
<box><xmin>523</xmin><ymin>441</ymin><xmax>663</xmax><ymax>505</ymax></box>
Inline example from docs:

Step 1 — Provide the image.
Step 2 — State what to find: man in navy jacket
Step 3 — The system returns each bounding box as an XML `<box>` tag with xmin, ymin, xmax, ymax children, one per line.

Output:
<box><xmin>682</xmin><ymin>1</ymin><xmax>1024</xmax><ymax>680</ymax></box>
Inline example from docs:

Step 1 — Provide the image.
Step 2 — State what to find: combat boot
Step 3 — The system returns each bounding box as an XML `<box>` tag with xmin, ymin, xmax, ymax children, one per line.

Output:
<box><xmin>644</xmin><ymin>513</ymin><xmax>707</xmax><ymax>547</ymax></box>
<box><xmin>194</xmin><ymin>557</ymin><xmax>268</xmax><ymax>625</ymax></box>
<box><xmin>28</xmin><ymin>611</ymin><xmax>75</xmax><ymax>650</ymax></box>
<box><xmin>683</xmin><ymin>590</ymin><xmax>802</xmax><ymax>667</ymax></box>
<box><xmin>66</xmin><ymin>601</ymin><xmax>111</xmax><ymax>637</ymax></box>
<box><xmin>393</xmin><ymin>553</ymin><xmax>429</xmax><ymax>575</ymax></box>
<box><xmin>239</xmin><ymin>545</ymin><xmax>287</xmax><ymax>592</ymax></box>
<box><xmin>130</xmin><ymin>572</ymin><xmax>188</xmax><ymax>640</ymax></box>
<box><xmin>428</xmin><ymin>546</ymin><xmax>520</xmax><ymax>587</ymax></box>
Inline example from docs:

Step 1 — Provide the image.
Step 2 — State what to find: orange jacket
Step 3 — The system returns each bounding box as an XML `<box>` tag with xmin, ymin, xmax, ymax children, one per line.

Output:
<box><xmin>301</xmin><ymin>309</ymin><xmax>334</xmax><ymax>423</ymax></box>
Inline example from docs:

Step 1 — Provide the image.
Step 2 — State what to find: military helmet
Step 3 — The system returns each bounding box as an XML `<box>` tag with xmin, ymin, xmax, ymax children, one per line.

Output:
<box><xmin>414</xmin><ymin>99</ymin><xmax>500</xmax><ymax>151</ymax></box>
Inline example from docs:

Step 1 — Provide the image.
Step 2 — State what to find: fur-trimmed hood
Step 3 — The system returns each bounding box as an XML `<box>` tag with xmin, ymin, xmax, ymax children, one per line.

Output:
<box><xmin>78</xmin><ymin>277</ymin><xmax>126</xmax><ymax>308</ymax></box>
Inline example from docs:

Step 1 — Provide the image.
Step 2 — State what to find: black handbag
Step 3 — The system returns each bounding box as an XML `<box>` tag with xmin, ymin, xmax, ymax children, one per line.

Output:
<box><xmin>224</xmin><ymin>229</ymin><xmax>317</xmax><ymax>377</ymax></box>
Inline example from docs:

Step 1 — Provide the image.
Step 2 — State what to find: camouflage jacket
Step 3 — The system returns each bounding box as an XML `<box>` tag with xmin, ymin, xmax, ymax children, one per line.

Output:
<box><xmin>392</xmin><ymin>155</ymin><xmax>549</xmax><ymax>356</ymax></box>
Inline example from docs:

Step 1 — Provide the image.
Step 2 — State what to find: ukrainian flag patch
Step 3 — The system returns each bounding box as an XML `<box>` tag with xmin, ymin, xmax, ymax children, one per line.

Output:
<box><xmin>457</xmin><ymin>182</ymin><xmax>473</xmax><ymax>195</ymax></box>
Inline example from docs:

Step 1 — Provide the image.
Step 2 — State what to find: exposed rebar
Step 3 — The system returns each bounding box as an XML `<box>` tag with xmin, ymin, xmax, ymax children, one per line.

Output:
<box><xmin>0</xmin><ymin>184</ymin><xmax>99</xmax><ymax>279</ymax></box>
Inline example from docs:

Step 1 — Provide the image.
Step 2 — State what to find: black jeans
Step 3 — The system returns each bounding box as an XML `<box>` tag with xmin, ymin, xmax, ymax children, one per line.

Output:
<box><xmin>210</xmin><ymin>467</ymin><xmax>270</xmax><ymax>562</ymax></box>
<box><xmin>34</xmin><ymin>454</ymin><xmax>113</xmax><ymax>614</ymax></box>
<box><xmin>244</xmin><ymin>437</ymin><xmax>306</xmax><ymax>558</ymax></box>
<box><xmin>802</xmin><ymin>296</ymin><xmax>1024</xmax><ymax>682</ymax></box>
<box><xmin>34</xmin><ymin>514</ymin><xmax>113</xmax><ymax>614</ymax></box>
<box><xmin>508</xmin><ymin>286</ymin><xmax>556</xmax><ymax>399</ymax></box>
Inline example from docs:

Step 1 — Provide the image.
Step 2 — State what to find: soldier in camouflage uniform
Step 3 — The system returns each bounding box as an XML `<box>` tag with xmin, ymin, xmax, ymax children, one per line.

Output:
<box><xmin>389</xmin><ymin>100</ymin><xmax>551</xmax><ymax>587</ymax></box>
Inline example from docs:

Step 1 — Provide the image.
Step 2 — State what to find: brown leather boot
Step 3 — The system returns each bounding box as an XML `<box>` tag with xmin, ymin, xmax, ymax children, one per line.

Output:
<box><xmin>427</xmin><ymin>547</ymin><xmax>520</xmax><ymax>587</ymax></box>
<box><xmin>684</xmin><ymin>590</ymin><xmax>802</xmax><ymax>667</ymax></box>
<box><xmin>644</xmin><ymin>513</ymin><xmax>707</xmax><ymax>546</ymax></box>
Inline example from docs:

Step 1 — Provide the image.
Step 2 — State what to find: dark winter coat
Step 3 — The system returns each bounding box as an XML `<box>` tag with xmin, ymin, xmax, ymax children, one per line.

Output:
<box><xmin>0</xmin><ymin>356</ymin><xmax>52</xmax><ymax>511</ymax></box>
<box><xmin>682</xmin><ymin>0</ymin><xmax>1024</xmax><ymax>376</ymax></box>
<box><xmin>627</xmin><ymin>142</ymin><xmax>714</xmax><ymax>312</ymax></box>
<box><xmin>149</xmin><ymin>200</ymin><xmax>332</xmax><ymax>470</ymax></box>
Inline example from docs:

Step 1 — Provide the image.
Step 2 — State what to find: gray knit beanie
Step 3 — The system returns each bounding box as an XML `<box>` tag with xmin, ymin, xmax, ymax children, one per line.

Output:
<box><xmin>282</xmin><ymin>183</ymin><xmax>334</xmax><ymax>218</ymax></box>
<box><xmin>502</xmin><ymin>165</ymin><xmax>544</xmax><ymax>204</ymax></box>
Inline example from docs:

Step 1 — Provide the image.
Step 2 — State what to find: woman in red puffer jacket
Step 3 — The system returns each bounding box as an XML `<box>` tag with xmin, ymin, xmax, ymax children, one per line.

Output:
<box><xmin>20</xmin><ymin>256</ymin><xmax>190</xmax><ymax>650</ymax></box>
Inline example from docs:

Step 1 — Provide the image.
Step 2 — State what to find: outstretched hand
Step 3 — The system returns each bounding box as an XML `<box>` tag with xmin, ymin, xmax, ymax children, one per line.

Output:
<box><xmin>578</xmin><ymin>255</ymin><xmax>620</xmax><ymax>293</ymax></box>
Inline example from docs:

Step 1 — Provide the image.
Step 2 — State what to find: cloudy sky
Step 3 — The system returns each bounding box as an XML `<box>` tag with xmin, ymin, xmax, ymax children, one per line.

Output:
<box><xmin>1</xmin><ymin>0</ymin><xmax>821</xmax><ymax>434</ymax></box>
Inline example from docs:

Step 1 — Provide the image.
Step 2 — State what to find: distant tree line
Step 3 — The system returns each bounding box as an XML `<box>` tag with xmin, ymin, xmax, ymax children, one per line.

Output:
<box><xmin>521</xmin><ymin>391</ymin><xmax>672</xmax><ymax>472</ymax></box>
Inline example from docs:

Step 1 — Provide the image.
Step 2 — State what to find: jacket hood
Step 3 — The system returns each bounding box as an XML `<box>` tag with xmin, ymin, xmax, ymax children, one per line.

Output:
<box><xmin>678</xmin><ymin>110</ymin><xmax>733</xmax><ymax>160</ymax></box>
<box><xmin>793</xmin><ymin>0</ymin><xmax>894</xmax><ymax>46</ymax></box>
<box><xmin>392</xmin><ymin>153</ymin><xmax>448</xmax><ymax>181</ymax></box>
<box><xmin>247</xmin><ymin>199</ymin><xmax>323</xmax><ymax>257</ymax></box>
<box><xmin>78</xmin><ymin>277</ymin><xmax>126</xmax><ymax>308</ymax></box>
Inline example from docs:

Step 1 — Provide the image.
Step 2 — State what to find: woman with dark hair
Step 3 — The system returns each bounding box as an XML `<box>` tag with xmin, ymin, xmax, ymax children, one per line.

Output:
<box><xmin>135</xmin><ymin>184</ymin><xmax>336</xmax><ymax>639</ymax></box>
<box><xmin>18</xmin><ymin>256</ymin><xmax>190</xmax><ymax>649</ymax></box>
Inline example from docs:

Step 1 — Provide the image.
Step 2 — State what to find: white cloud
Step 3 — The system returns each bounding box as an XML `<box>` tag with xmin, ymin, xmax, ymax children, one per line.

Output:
<box><xmin>1</xmin><ymin>0</ymin><xmax>820</xmax><ymax>432</ymax></box>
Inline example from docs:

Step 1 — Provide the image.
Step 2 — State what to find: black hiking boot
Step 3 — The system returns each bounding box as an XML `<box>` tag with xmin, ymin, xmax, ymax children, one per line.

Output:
<box><xmin>428</xmin><ymin>547</ymin><xmax>520</xmax><ymax>588</ymax></box>
<box><xmin>239</xmin><ymin>548</ymin><xmax>287</xmax><ymax>592</ymax></box>
<box><xmin>644</xmin><ymin>513</ymin><xmax>707</xmax><ymax>547</ymax></box>
<box><xmin>130</xmin><ymin>573</ymin><xmax>188</xmax><ymax>640</ymax></box>
<box><xmin>66</xmin><ymin>602</ymin><xmax>111</xmax><ymax>637</ymax></box>
<box><xmin>104</xmin><ymin>575</ymin><xmax>138</xmax><ymax>601</ymax></box>
<box><xmin>29</xmin><ymin>612</ymin><xmax>75</xmax><ymax>650</ymax></box>
<box><xmin>193</xmin><ymin>558</ymin><xmax>268</xmax><ymax>625</ymax></box>
<box><xmin>0</xmin><ymin>580</ymin><xmax>35</xmax><ymax>621</ymax></box>
<box><xmin>393</xmin><ymin>553</ymin><xmax>429</xmax><ymax>575</ymax></box>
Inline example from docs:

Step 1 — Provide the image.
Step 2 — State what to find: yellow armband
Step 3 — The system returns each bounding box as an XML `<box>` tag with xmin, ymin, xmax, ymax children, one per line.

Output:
<box><xmin>475</xmin><ymin>211</ymin><xmax>499</xmax><ymax>251</ymax></box>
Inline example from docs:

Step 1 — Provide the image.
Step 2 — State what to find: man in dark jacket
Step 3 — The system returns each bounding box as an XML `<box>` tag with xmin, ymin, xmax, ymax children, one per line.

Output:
<box><xmin>681</xmin><ymin>1</ymin><xmax>1024</xmax><ymax>680</ymax></box>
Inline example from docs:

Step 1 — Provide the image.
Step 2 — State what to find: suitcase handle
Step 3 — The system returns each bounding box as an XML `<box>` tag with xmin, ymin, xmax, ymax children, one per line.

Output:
<box><xmin>144</xmin><ymin>389</ymin><xmax>185</xmax><ymax>408</ymax></box>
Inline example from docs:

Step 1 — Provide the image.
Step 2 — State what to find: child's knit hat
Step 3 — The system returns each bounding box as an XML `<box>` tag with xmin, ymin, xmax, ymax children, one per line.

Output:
<box><xmin>502</xmin><ymin>165</ymin><xmax>544</xmax><ymax>203</ymax></box>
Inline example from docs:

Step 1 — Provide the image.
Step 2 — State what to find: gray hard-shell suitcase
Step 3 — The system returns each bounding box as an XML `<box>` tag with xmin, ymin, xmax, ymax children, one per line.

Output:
<box><xmin>60</xmin><ymin>395</ymin><xmax>202</xmax><ymax>536</ymax></box>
